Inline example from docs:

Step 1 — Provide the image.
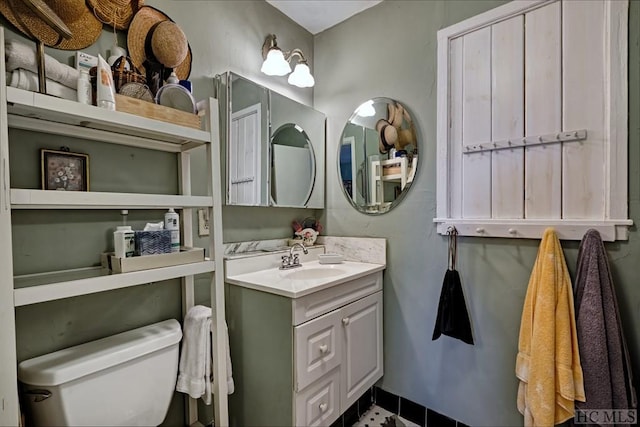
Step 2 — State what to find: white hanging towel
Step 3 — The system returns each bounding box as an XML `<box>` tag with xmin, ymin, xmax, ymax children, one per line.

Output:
<box><xmin>176</xmin><ymin>305</ymin><xmax>234</xmax><ymax>405</ymax></box>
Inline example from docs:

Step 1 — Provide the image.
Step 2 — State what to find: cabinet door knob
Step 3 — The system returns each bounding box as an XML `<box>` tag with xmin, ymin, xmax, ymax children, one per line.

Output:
<box><xmin>319</xmin><ymin>403</ymin><xmax>328</xmax><ymax>412</ymax></box>
<box><xmin>319</xmin><ymin>344</ymin><xmax>329</xmax><ymax>354</ymax></box>
<box><xmin>342</xmin><ymin>317</ymin><xmax>350</xmax><ymax>326</ymax></box>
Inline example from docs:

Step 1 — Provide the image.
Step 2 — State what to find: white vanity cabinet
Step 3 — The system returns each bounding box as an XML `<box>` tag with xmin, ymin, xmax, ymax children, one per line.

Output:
<box><xmin>225</xmin><ymin>267</ymin><xmax>383</xmax><ymax>427</ymax></box>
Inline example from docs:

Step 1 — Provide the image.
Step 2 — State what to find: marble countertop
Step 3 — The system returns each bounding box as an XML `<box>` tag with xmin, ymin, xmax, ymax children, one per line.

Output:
<box><xmin>225</xmin><ymin>260</ymin><xmax>385</xmax><ymax>298</ymax></box>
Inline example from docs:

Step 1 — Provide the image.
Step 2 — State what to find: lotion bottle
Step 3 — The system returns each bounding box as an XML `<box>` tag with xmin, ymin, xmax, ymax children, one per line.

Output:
<box><xmin>114</xmin><ymin>226</ymin><xmax>135</xmax><ymax>258</ymax></box>
<box><xmin>96</xmin><ymin>54</ymin><xmax>115</xmax><ymax>111</ymax></box>
<box><xmin>77</xmin><ymin>69</ymin><xmax>92</xmax><ymax>105</ymax></box>
<box><xmin>164</xmin><ymin>208</ymin><xmax>180</xmax><ymax>253</ymax></box>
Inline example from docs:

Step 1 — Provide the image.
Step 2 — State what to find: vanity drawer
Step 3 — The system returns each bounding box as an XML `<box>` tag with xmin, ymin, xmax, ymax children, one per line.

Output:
<box><xmin>294</xmin><ymin>308</ymin><xmax>342</xmax><ymax>391</ymax></box>
<box><xmin>292</xmin><ymin>271</ymin><xmax>382</xmax><ymax>325</ymax></box>
<box><xmin>294</xmin><ymin>368</ymin><xmax>341</xmax><ymax>427</ymax></box>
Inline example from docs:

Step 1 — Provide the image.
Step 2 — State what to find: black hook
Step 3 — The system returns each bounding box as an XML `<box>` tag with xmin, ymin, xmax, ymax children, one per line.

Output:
<box><xmin>447</xmin><ymin>226</ymin><xmax>458</xmax><ymax>271</ymax></box>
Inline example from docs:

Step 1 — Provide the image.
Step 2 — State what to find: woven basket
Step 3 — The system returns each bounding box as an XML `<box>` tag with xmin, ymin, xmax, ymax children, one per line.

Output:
<box><xmin>134</xmin><ymin>230</ymin><xmax>172</xmax><ymax>256</ymax></box>
<box><xmin>90</xmin><ymin>56</ymin><xmax>146</xmax><ymax>94</ymax></box>
<box><xmin>111</xmin><ymin>56</ymin><xmax>146</xmax><ymax>91</ymax></box>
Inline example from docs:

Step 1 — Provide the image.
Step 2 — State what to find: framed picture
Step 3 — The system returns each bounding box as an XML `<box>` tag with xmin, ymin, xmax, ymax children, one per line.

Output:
<box><xmin>41</xmin><ymin>149</ymin><xmax>90</xmax><ymax>191</ymax></box>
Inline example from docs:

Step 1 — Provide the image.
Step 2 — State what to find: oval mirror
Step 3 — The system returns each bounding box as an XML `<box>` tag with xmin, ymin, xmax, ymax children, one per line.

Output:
<box><xmin>338</xmin><ymin>98</ymin><xmax>418</xmax><ymax>214</ymax></box>
<box><xmin>271</xmin><ymin>123</ymin><xmax>316</xmax><ymax>206</ymax></box>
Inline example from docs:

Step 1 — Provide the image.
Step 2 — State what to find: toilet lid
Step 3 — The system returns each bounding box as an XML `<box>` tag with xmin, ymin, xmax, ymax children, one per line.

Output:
<box><xmin>18</xmin><ymin>319</ymin><xmax>182</xmax><ymax>386</ymax></box>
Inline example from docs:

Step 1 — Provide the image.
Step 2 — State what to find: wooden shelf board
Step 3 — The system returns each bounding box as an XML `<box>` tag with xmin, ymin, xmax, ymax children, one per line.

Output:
<box><xmin>14</xmin><ymin>261</ymin><xmax>215</xmax><ymax>306</ymax></box>
<box><xmin>11</xmin><ymin>189</ymin><xmax>213</xmax><ymax>209</ymax></box>
<box><xmin>381</xmin><ymin>175</ymin><xmax>402</xmax><ymax>181</ymax></box>
<box><xmin>6</xmin><ymin>87</ymin><xmax>210</xmax><ymax>149</ymax></box>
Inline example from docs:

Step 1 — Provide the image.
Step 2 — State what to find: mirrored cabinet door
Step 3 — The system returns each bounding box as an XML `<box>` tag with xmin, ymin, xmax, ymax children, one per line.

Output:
<box><xmin>227</xmin><ymin>74</ymin><xmax>270</xmax><ymax>206</ymax></box>
<box><xmin>219</xmin><ymin>72</ymin><xmax>326</xmax><ymax>208</ymax></box>
<box><xmin>270</xmin><ymin>90</ymin><xmax>325</xmax><ymax>208</ymax></box>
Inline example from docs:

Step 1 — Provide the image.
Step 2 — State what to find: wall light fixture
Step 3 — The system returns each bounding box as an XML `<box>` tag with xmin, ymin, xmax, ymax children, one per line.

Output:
<box><xmin>261</xmin><ymin>34</ymin><xmax>315</xmax><ymax>88</ymax></box>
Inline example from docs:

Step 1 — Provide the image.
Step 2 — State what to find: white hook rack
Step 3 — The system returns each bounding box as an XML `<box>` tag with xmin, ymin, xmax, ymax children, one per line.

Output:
<box><xmin>434</xmin><ymin>219</ymin><xmax>633</xmax><ymax>242</ymax></box>
<box><xmin>463</xmin><ymin>129</ymin><xmax>587</xmax><ymax>154</ymax></box>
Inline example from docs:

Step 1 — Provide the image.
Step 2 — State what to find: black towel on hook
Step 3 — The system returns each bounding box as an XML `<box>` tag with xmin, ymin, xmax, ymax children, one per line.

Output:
<box><xmin>432</xmin><ymin>227</ymin><xmax>474</xmax><ymax>345</ymax></box>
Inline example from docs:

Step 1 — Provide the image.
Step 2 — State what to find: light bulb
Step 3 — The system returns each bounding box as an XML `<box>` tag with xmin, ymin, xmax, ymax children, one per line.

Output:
<box><xmin>288</xmin><ymin>63</ymin><xmax>315</xmax><ymax>88</ymax></box>
<box><xmin>356</xmin><ymin>100</ymin><xmax>375</xmax><ymax>117</ymax></box>
<box><xmin>261</xmin><ymin>49</ymin><xmax>291</xmax><ymax>76</ymax></box>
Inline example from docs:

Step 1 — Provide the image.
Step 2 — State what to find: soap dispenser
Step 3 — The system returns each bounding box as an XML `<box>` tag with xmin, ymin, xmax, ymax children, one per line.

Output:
<box><xmin>164</xmin><ymin>208</ymin><xmax>180</xmax><ymax>252</ymax></box>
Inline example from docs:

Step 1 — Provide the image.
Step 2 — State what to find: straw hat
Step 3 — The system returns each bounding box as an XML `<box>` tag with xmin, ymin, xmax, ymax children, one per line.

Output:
<box><xmin>127</xmin><ymin>6</ymin><xmax>192</xmax><ymax>80</ymax></box>
<box><xmin>376</xmin><ymin>102</ymin><xmax>416</xmax><ymax>153</ymax></box>
<box><xmin>0</xmin><ymin>0</ymin><xmax>102</xmax><ymax>50</ymax></box>
<box><xmin>87</xmin><ymin>0</ymin><xmax>144</xmax><ymax>30</ymax></box>
<box><xmin>377</xmin><ymin>119</ymin><xmax>398</xmax><ymax>154</ymax></box>
<box><xmin>151</xmin><ymin>21</ymin><xmax>188</xmax><ymax>69</ymax></box>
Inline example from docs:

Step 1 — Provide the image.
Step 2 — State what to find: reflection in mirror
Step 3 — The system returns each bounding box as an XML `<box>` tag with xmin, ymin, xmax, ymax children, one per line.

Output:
<box><xmin>227</xmin><ymin>73</ymin><xmax>269</xmax><ymax>206</ymax></box>
<box><xmin>271</xmin><ymin>124</ymin><xmax>315</xmax><ymax>206</ymax></box>
<box><xmin>339</xmin><ymin>98</ymin><xmax>418</xmax><ymax>214</ymax></box>
<box><xmin>220</xmin><ymin>72</ymin><xmax>326</xmax><ymax>208</ymax></box>
<box><xmin>269</xmin><ymin>88</ymin><xmax>325</xmax><ymax>208</ymax></box>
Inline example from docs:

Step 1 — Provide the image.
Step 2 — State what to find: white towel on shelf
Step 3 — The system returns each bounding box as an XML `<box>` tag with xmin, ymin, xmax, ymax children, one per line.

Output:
<box><xmin>5</xmin><ymin>39</ymin><xmax>78</xmax><ymax>89</ymax></box>
<box><xmin>8</xmin><ymin>69</ymin><xmax>77</xmax><ymax>101</ymax></box>
<box><xmin>176</xmin><ymin>305</ymin><xmax>234</xmax><ymax>405</ymax></box>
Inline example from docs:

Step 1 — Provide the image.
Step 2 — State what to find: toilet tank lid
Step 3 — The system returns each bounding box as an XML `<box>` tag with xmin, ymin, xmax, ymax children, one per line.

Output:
<box><xmin>18</xmin><ymin>319</ymin><xmax>182</xmax><ymax>386</ymax></box>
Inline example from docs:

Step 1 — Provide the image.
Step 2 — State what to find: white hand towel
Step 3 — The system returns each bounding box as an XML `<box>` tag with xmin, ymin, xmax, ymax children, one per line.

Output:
<box><xmin>9</xmin><ymin>69</ymin><xmax>77</xmax><ymax>101</ymax></box>
<box><xmin>223</xmin><ymin>320</ymin><xmax>234</xmax><ymax>394</ymax></box>
<box><xmin>5</xmin><ymin>39</ymin><xmax>79</xmax><ymax>89</ymax></box>
<box><xmin>177</xmin><ymin>305</ymin><xmax>211</xmax><ymax>401</ymax></box>
<box><xmin>176</xmin><ymin>305</ymin><xmax>234</xmax><ymax>405</ymax></box>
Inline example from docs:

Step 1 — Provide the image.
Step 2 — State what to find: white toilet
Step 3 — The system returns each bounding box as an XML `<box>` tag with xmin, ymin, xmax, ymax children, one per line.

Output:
<box><xmin>18</xmin><ymin>319</ymin><xmax>183</xmax><ymax>426</ymax></box>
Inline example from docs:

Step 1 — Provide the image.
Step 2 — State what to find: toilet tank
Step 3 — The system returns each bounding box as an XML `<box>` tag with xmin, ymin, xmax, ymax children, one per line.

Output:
<box><xmin>18</xmin><ymin>319</ymin><xmax>183</xmax><ymax>427</ymax></box>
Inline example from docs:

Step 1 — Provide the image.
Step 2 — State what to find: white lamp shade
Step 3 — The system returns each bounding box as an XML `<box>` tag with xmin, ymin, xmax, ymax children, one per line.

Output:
<box><xmin>261</xmin><ymin>49</ymin><xmax>291</xmax><ymax>76</ymax></box>
<box><xmin>288</xmin><ymin>63</ymin><xmax>315</xmax><ymax>88</ymax></box>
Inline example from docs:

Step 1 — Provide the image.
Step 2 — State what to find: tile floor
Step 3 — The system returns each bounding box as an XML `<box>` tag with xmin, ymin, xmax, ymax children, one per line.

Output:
<box><xmin>354</xmin><ymin>405</ymin><xmax>420</xmax><ymax>427</ymax></box>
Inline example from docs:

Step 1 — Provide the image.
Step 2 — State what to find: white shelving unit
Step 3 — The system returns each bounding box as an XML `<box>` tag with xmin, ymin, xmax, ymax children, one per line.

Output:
<box><xmin>370</xmin><ymin>156</ymin><xmax>417</xmax><ymax>204</ymax></box>
<box><xmin>0</xmin><ymin>28</ymin><xmax>227</xmax><ymax>427</ymax></box>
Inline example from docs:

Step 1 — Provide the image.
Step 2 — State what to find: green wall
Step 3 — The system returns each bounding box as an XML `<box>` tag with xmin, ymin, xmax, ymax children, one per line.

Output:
<box><xmin>314</xmin><ymin>1</ymin><xmax>639</xmax><ymax>426</ymax></box>
<box><xmin>4</xmin><ymin>1</ymin><xmax>638</xmax><ymax>426</ymax></box>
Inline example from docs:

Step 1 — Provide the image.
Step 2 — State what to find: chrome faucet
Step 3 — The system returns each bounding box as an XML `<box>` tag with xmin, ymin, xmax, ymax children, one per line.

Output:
<box><xmin>280</xmin><ymin>242</ymin><xmax>308</xmax><ymax>270</ymax></box>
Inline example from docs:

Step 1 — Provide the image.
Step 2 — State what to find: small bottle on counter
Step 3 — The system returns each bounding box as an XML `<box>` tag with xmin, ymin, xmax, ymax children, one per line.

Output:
<box><xmin>114</xmin><ymin>226</ymin><xmax>135</xmax><ymax>258</ymax></box>
<box><xmin>164</xmin><ymin>208</ymin><xmax>180</xmax><ymax>253</ymax></box>
<box><xmin>77</xmin><ymin>68</ymin><xmax>92</xmax><ymax>105</ymax></box>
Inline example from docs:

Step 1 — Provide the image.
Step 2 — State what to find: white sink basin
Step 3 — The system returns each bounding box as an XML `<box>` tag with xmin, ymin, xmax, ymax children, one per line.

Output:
<box><xmin>283</xmin><ymin>267</ymin><xmax>347</xmax><ymax>280</ymax></box>
<box><xmin>225</xmin><ymin>260</ymin><xmax>385</xmax><ymax>298</ymax></box>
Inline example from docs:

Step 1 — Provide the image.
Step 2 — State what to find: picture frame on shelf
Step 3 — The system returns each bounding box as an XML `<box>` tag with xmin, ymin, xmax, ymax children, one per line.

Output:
<box><xmin>41</xmin><ymin>148</ymin><xmax>90</xmax><ymax>191</ymax></box>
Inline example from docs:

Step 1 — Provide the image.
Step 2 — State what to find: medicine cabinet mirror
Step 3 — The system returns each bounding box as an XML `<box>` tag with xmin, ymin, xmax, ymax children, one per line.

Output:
<box><xmin>218</xmin><ymin>72</ymin><xmax>325</xmax><ymax>208</ymax></box>
<box><xmin>339</xmin><ymin>97</ymin><xmax>418</xmax><ymax>214</ymax></box>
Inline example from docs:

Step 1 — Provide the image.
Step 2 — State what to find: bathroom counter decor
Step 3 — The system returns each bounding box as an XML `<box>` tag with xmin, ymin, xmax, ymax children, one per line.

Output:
<box><xmin>101</xmin><ymin>247</ymin><xmax>205</xmax><ymax>273</ymax></box>
<box><xmin>0</xmin><ymin>25</ymin><xmax>229</xmax><ymax>427</ymax></box>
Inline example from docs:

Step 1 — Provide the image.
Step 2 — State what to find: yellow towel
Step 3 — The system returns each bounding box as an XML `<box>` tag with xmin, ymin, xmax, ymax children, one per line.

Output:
<box><xmin>515</xmin><ymin>228</ymin><xmax>585</xmax><ymax>426</ymax></box>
